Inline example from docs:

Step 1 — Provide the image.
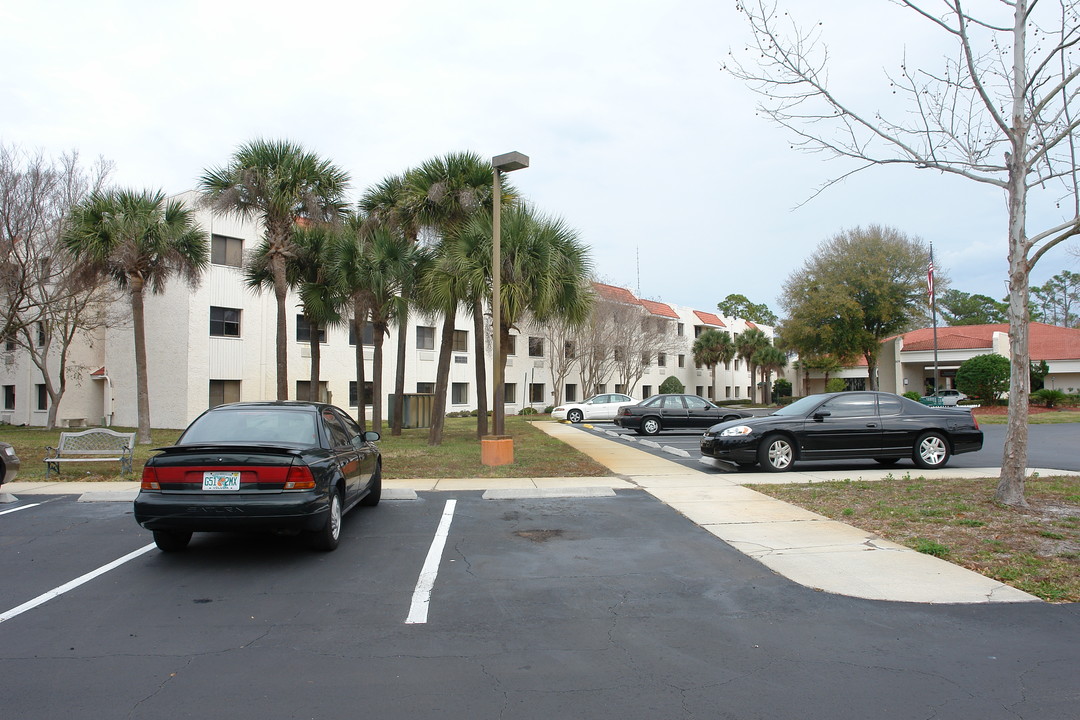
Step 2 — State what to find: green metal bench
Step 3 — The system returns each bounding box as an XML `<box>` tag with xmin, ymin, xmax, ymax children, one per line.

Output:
<box><xmin>44</xmin><ymin>428</ymin><xmax>136</xmax><ymax>479</ymax></box>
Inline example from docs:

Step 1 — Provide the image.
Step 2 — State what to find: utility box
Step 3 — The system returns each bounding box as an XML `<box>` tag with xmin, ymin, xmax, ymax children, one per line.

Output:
<box><xmin>387</xmin><ymin>393</ymin><xmax>435</xmax><ymax>428</ymax></box>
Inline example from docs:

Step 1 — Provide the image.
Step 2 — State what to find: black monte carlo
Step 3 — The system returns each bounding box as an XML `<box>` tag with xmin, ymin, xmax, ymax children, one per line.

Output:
<box><xmin>699</xmin><ymin>391</ymin><xmax>983</xmax><ymax>472</ymax></box>
<box><xmin>134</xmin><ymin>401</ymin><xmax>381</xmax><ymax>552</ymax></box>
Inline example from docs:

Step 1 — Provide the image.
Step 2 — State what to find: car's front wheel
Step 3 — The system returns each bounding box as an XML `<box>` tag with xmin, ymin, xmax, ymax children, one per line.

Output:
<box><xmin>153</xmin><ymin>529</ymin><xmax>192</xmax><ymax>552</ymax></box>
<box><xmin>758</xmin><ymin>435</ymin><xmax>795</xmax><ymax>472</ymax></box>
<box><xmin>913</xmin><ymin>432</ymin><xmax>950</xmax><ymax>469</ymax></box>
<box><xmin>308</xmin><ymin>488</ymin><xmax>343</xmax><ymax>551</ymax></box>
<box><xmin>641</xmin><ymin>417</ymin><xmax>662</xmax><ymax>435</ymax></box>
<box><xmin>567</xmin><ymin>409</ymin><xmax>584</xmax><ymax>424</ymax></box>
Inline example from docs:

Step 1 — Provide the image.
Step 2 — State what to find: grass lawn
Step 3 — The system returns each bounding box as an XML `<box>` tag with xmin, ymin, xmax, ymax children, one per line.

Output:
<box><xmin>750</xmin><ymin>473</ymin><xmax>1080</xmax><ymax>602</ymax></box>
<box><xmin>971</xmin><ymin>407</ymin><xmax>1080</xmax><ymax>424</ymax></box>
<box><xmin>1</xmin><ymin>415</ymin><xmax>609</xmax><ymax>482</ymax></box>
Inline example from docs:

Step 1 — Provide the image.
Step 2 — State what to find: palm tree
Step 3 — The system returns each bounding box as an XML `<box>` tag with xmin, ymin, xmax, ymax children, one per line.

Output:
<box><xmin>405</xmin><ymin>152</ymin><xmax>512</xmax><ymax>445</ymax></box>
<box><xmin>736</xmin><ymin>327</ymin><xmax>770</xmax><ymax>403</ymax></box>
<box><xmin>334</xmin><ymin>218</ymin><xmax>427</xmax><ymax>431</ymax></box>
<box><xmin>692</xmin><ymin>328</ymin><xmax>736</xmax><ymax>400</ymax></box>
<box><xmin>359</xmin><ymin>174</ymin><xmax>421</xmax><ymax>435</ymax></box>
<box><xmin>63</xmin><ymin>189</ymin><xmax>207</xmax><ymax>443</ymax></box>
<box><xmin>457</xmin><ymin>204</ymin><xmax>592</xmax><ymax>425</ymax></box>
<box><xmin>752</xmin><ymin>345</ymin><xmax>788</xmax><ymax>404</ymax></box>
<box><xmin>199</xmin><ymin>139</ymin><xmax>349</xmax><ymax>401</ymax></box>
<box><xmin>248</xmin><ymin>223</ymin><xmax>345</xmax><ymax>403</ymax></box>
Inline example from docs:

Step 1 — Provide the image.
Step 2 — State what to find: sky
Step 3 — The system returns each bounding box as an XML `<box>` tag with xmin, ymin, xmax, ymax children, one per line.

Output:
<box><xmin>3</xmin><ymin>0</ymin><xmax>1077</xmax><ymax>319</ymax></box>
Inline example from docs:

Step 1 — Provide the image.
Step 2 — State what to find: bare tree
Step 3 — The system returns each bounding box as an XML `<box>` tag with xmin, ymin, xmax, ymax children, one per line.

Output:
<box><xmin>526</xmin><ymin>314</ymin><xmax>580</xmax><ymax>405</ymax></box>
<box><xmin>573</xmin><ymin>297</ymin><xmax>623</xmax><ymax>398</ymax></box>
<box><xmin>0</xmin><ymin>146</ymin><xmax>116</xmax><ymax>428</ymax></box>
<box><xmin>727</xmin><ymin>0</ymin><xmax>1080</xmax><ymax>506</ymax></box>
<box><xmin>610</xmin><ymin>306</ymin><xmax>684</xmax><ymax>395</ymax></box>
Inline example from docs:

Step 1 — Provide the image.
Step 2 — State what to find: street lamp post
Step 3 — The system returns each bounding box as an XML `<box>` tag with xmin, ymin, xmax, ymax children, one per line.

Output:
<box><xmin>489</xmin><ymin>151</ymin><xmax>528</xmax><ymax>451</ymax></box>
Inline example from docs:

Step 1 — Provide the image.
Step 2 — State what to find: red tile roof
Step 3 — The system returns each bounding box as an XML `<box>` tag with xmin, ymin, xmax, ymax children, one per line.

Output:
<box><xmin>592</xmin><ymin>282</ymin><xmax>640</xmax><ymax>305</ymax></box>
<box><xmin>745</xmin><ymin>321</ymin><xmax>758</xmax><ymax>330</ymax></box>
<box><xmin>693</xmin><ymin>310</ymin><xmax>726</xmax><ymax>327</ymax></box>
<box><xmin>894</xmin><ymin>322</ymin><xmax>1080</xmax><ymax>360</ymax></box>
<box><xmin>640</xmin><ymin>299</ymin><xmax>679</xmax><ymax>319</ymax></box>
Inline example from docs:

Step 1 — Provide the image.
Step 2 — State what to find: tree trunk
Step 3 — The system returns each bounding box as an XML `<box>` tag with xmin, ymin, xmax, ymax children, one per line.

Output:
<box><xmin>472</xmin><ymin>297</ymin><xmax>488</xmax><ymax>438</ymax></box>
<box><xmin>309</xmin><ymin>320</ymin><xmax>321</xmax><ymax>402</ymax></box>
<box><xmin>353</xmin><ymin>300</ymin><xmax>368</xmax><ymax>431</ymax></box>
<box><xmin>391</xmin><ymin>300</ymin><xmax>409</xmax><ymax>436</ymax></box>
<box><xmin>373</xmin><ymin>321</ymin><xmax>389</xmax><ymax>435</ymax></box>
<box><xmin>270</xmin><ymin>253</ymin><xmax>290</xmax><ymax>401</ymax></box>
<box><xmin>129</xmin><ymin>277</ymin><xmax>152</xmax><ymax>444</ymax></box>
<box><xmin>998</xmin><ymin>4</ymin><xmax>1031</xmax><ymax>508</ymax></box>
<box><xmin>427</xmin><ymin>310</ymin><xmax>456</xmax><ymax>446</ymax></box>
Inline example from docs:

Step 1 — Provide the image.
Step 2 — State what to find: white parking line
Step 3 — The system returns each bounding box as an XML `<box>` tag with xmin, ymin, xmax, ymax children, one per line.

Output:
<box><xmin>0</xmin><ymin>543</ymin><xmax>156</xmax><ymax>624</ymax></box>
<box><xmin>405</xmin><ymin>499</ymin><xmax>457</xmax><ymax>625</ymax></box>
<box><xmin>0</xmin><ymin>503</ymin><xmax>42</xmax><ymax>516</ymax></box>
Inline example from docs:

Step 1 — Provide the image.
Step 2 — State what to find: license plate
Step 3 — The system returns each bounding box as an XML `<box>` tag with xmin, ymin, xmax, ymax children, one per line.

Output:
<box><xmin>203</xmin><ymin>471</ymin><xmax>241</xmax><ymax>491</ymax></box>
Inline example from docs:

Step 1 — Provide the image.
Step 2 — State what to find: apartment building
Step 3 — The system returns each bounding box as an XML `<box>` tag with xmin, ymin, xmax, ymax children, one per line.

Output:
<box><xmin>0</xmin><ymin>193</ymin><xmax>775</xmax><ymax>429</ymax></box>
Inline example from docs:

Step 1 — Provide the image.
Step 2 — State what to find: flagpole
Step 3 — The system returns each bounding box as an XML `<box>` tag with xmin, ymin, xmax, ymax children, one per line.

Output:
<box><xmin>930</xmin><ymin>243</ymin><xmax>940</xmax><ymax>394</ymax></box>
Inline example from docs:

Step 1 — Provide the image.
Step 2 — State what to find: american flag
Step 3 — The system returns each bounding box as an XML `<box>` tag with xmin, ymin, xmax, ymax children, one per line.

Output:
<box><xmin>927</xmin><ymin>259</ymin><xmax>935</xmax><ymax>302</ymax></box>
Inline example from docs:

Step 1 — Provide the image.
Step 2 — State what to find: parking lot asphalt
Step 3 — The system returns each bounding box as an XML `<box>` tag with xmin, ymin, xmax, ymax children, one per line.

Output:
<box><xmin>7</xmin><ymin>420</ymin><xmax>1075</xmax><ymax>604</ymax></box>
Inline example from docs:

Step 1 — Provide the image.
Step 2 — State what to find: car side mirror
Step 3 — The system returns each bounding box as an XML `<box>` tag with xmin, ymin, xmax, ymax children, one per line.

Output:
<box><xmin>363</xmin><ymin>430</ymin><xmax>381</xmax><ymax>443</ymax></box>
<box><xmin>813</xmin><ymin>411</ymin><xmax>831</xmax><ymax>421</ymax></box>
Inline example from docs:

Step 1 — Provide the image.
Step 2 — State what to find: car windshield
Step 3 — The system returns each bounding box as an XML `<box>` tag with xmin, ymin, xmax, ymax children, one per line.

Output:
<box><xmin>180</xmin><ymin>409</ymin><xmax>319</xmax><ymax>446</ymax></box>
<box><xmin>771</xmin><ymin>395</ymin><xmax>827</xmax><ymax>417</ymax></box>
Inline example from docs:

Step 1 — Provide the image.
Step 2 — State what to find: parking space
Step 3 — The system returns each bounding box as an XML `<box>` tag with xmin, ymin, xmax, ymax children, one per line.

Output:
<box><xmin>3</xmin><ymin>487</ymin><xmax>1080</xmax><ymax>718</ymax></box>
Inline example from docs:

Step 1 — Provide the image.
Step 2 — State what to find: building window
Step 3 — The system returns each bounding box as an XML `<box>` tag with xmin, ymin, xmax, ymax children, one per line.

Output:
<box><xmin>417</xmin><ymin>382</ymin><xmax>435</xmax><ymax>394</ymax></box>
<box><xmin>209</xmin><ymin>307</ymin><xmax>242</xmax><ymax>337</ymax></box>
<box><xmin>694</xmin><ymin>326</ymin><xmax>704</xmax><ymax>338</ymax></box>
<box><xmin>36</xmin><ymin>322</ymin><xmax>46</xmax><ymax>347</ymax></box>
<box><xmin>529</xmin><ymin>383</ymin><xmax>545</xmax><ymax>403</ymax></box>
<box><xmin>349</xmin><ymin>381</ymin><xmax>374</xmax><ymax>406</ymax></box>
<box><xmin>209</xmin><ymin>380</ymin><xmax>241</xmax><ymax>408</ymax></box>
<box><xmin>734</xmin><ymin>359</ymin><xmax>741</xmax><ymax>371</ymax></box>
<box><xmin>348</xmin><ymin>321</ymin><xmax>375</xmax><ymax>346</ymax></box>
<box><xmin>707</xmin><ymin>386</ymin><xmax>714</xmax><ymax>399</ymax></box>
<box><xmin>453</xmin><ymin>330</ymin><xmax>468</xmax><ymax>353</ymax></box>
<box><xmin>506</xmin><ymin>335</ymin><xmax>517</xmax><ymax>355</ymax></box>
<box><xmin>296</xmin><ymin>316</ymin><xmax>326</xmax><ymax>343</ymax></box>
<box><xmin>211</xmin><ymin>234</ymin><xmax>244</xmax><ymax>267</ymax></box>
<box><xmin>657</xmin><ymin>353</ymin><xmax>667</xmax><ymax>367</ymax></box>
<box><xmin>746</xmin><ymin>386</ymin><xmax>752</xmax><ymax>398</ymax></box>
<box><xmin>503</xmin><ymin>383</ymin><xmax>517</xmax><ymax>404</ymax></box>
<box><xmin>677</xmin><ymin>323</ymin><xmax>684</xmax><ymax>336</ymax></box>
<box><xmin>638</xmin><ymin>351</ymin><xmax>648</xmax><ymax>365</ymax></box>
<box><xmin>295</xmin><ymin>381</ymin><xmax>329</xmax><ymax>402</ymax></box>
<box><xmin>735</xmin><ymin>386</ymin><xmax>741</xmax><ymax>398</ymax></box>
<box><xmin>451</xmin><ymin>383</ymin><xmax>468</xmax><ymax>404</ymax></box>
<box><xmin>596</xmin><ymin>384</ymin><xmax>607</xmax><ymax>394</ymax></box>
<box><xmin>528</xmin><ymin>337</ymin><xmax>544</xmax><ymax>357</ymax></box>
<box><xmin>564</xmin><ymin>384</ymin><xmax>577</xmax><ymax>402</ymax></box>
<box><xmin>3</xmin><ymin>385</ymin><xmax>14</xmax><ymax>410</ymax></box>
<box><xmin>615</xmin><ymin>384</ymin><xmax>627</xmax><ymax>394</ymax></box>
<box><xmin>36</xmin><ymin>384</ymin><xmax>47</xmax><ymax>411</ymax></box>
<box><xmin>416</xmin><ymin>326</ymin><xmax>436</xmax><ymax>350</ymax></box>
<box><xmin>724</xmin><ymin>360</ymin><xmax>731</xmax><ymax>370</ymax></box>
<box><xmin>642</xmin><ymin>385</ymin><xmax>652</xmax><ymax>398</ymax></box>
<box><xmin>678</xmin><ymin>354</ymin><xmax>685</xmax><ymax>368</ymax></box>
<box><xmin>696</xmin><ymin>386</ymin><xmax>705</xmax><ymax>397</ymax></box>
<box><xmin>3</xmin><ymin>335</ymin><xmax>14</xmax><ymax>352</ymax></box>
<box><xmin>725</xmin><ymin>386</ymin><xmax>732</xmax><ymax>398</ymax></box>
<box><xmin>564</xmin><ymin>341</ymin><xmax>575</xmax><ymax>360</ymax></box>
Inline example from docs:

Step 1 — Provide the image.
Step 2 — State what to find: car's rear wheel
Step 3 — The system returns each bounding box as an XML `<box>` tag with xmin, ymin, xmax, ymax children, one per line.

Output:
<box><xmin>309</xmin><ymin>488</ymin><xmax>343</xmax><ymax>551</ymax></box>
<box><xmin>566</xmin><ymin>409</ymin><xmax>584</xmax><ymax>424</ymax></box>
<box><xmin>360</xmin><ymin>462</ymin><xmax>382</xmax><ymax>507</ymax></box>
<box><xmin>153</xmin><ymin>529</ymin><xmax>192</xmax><ymax>552</ymax></box>
<box><xmin>758</xmin><ymin>435</ymin><xmax>794</xmax><ymax>472</ymax></box>
<box><xmin>641</xmin><ymin>417</ymin><xmax>661</xmax><ymax>436</ymax></box>
<box><xmin>913</xmin><ymin>432</ymin><xmax>950</xmax><ymax>469</ymax></box>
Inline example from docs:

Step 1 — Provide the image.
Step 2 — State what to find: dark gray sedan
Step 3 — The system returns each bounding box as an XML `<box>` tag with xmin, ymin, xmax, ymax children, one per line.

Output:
<box><xmin>613</xmin><ymin>394</ymin><xmax>754</xmax><ymax>435</ymax></box>
<box><xmin>700</xmin><ymin>391</ymin><xmax>983</xmax><ymax>472</ymax></box>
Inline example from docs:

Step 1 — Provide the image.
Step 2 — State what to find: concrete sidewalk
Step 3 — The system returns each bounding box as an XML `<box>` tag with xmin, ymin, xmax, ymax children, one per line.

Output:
<box><xmin>5</xmin><ymin>421</ymin><xmax>1069</xmax><ymax>604</ymax></box>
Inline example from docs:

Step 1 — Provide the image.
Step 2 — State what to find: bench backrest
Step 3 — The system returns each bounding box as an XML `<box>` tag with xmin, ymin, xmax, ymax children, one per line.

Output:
<box><xmin>57</xmin><ymin>429</ymin><xmax>136</xmax><ymax>456</ymax></box>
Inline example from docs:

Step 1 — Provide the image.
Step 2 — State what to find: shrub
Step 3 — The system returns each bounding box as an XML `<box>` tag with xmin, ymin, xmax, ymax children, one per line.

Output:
<box><xmin>773</xmin><ymin>378</ymin><xmax>792</xmax><ymax>398</ymax></box>
<box><xmin>902</xmin><ymin>391</ymin><xmax>922</xmax><ymax>401</ymax></box>
<box><xmin>659</xmin><ymin>376</ymin><xmax>685</xmax><ymax>394</ymax></box>
<box><xmin>1031</xmin><ymin>388</ymin><xmax>1067</xmax><ymax>408</ymax></box>
<box><xmin>955</xmin><ymin>353</ymin><xmax>1010</xmax><ymax>402</ymax></box>
<box><xmin>543</xmin><ymin>406</ymin><xmax>555</xmax><ymax>414</ymax></box>
<box><xmin>825</xmin><ymin>378</ymin><xmax>846</xmax><ymax>393</ymax></box>
<box><xmin>520</xmin><ymin>407</ymin><xmax>538</xmax><ymax>415</ymax></box>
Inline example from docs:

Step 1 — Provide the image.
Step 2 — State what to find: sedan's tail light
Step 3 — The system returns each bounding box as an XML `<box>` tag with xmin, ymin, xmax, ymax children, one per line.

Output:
<box><xmin>284</xmin><ymin>464</ymin><xmax>316</xmax><ymax>490</ymax></box>
<box><xmin>141</xmin><ymin>466</ymin><xmax>160</xmax><ymax>490</ymax></box>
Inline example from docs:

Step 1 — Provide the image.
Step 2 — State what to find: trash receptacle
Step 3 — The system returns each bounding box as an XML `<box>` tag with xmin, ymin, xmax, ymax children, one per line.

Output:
<box><xmin>387</xmin><ymin>393</ymin><xmax>435</xmax><ymax>428</ymax></box>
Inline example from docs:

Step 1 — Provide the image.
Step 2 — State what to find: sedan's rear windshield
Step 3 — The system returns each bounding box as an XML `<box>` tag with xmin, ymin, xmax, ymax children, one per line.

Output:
<box><xmin>180</xmin><ymin>409</ymin><xmax>319</xmax><ymax>446</ymax></box>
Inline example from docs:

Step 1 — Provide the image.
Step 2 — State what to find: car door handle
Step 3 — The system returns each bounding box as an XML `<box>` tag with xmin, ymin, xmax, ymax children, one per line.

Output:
<box><xmin>866</xmin><ymin>424</ymin><xmax>878</xmax><ymax>428</ymax></box>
